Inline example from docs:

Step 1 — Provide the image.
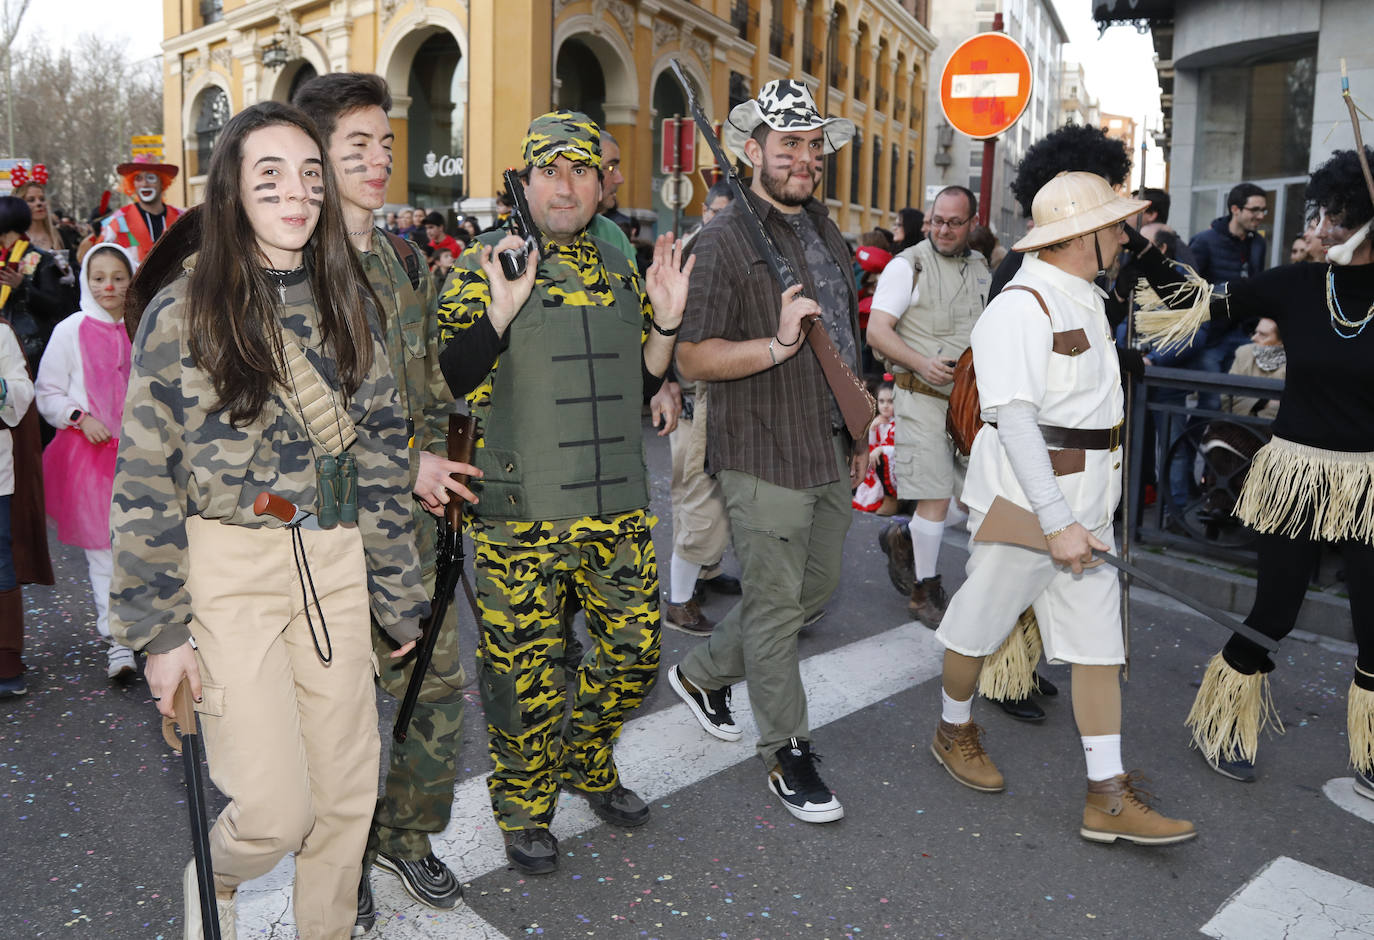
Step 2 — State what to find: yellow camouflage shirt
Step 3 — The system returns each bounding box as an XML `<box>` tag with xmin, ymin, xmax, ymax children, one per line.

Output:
<box><xmin>437</xmin><ymin>231</ymin><xmax>654</xmax><ymax>547</ymax></box>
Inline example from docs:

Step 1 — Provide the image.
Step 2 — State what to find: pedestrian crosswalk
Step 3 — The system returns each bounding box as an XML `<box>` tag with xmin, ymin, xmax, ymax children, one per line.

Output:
<box><xmin>1201</xmin><ymin>855</ymin><xmax>1374</xmax><ymax>940</ymax></box>
<box><xmin>235</xmin><ymin>621</ymin><xmax>949</xmax><ymax>937</ymax></box>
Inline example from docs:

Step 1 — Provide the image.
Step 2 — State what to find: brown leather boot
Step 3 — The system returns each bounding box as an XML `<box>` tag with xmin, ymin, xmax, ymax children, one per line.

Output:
<box><xmin>663</xmin><ymin>599</ymin><xmax>714</xmax><ymax>636</ymax></box>
<box><xmin>931</xmin><ymin>720</ymin><xmax>1004</xmax><ymax>792</ymax></box>
<box><xmin>0</xmin><ymin>587</ymin><xmax>24</xmax><ymax>691</ymax></box>
<box><xmin>1081</xmin><ymin>772</ymin><xmax>1196</xmax><ymax>845</ymax></box>
<box><xmin>909</xmin><ymin>575</ymin><xmax>948</xmax><ymax>628</ymax></box>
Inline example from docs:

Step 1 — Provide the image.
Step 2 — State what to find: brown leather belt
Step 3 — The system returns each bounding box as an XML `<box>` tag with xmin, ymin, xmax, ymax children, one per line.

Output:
<box><xmin>894</xmin><ymin>371</ymin><xmax>950</xmax><ymax>401</ymax></box>
<box><xmin>1038</xmin><ymin>421</ymin><xmax>1124</xmax><ymax>451</ymax></box>
<box><xmin>987</xmin><ymin>420</ymin><xmax>1123</xmax><ymax>452</ymax></box>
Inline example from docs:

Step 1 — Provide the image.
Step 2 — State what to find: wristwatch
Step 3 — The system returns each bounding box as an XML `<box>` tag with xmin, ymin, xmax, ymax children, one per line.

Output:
<box><xmin>69</xmin><ymin>408</ymin><xmax>84</xmax><ymax>425</ymax></box>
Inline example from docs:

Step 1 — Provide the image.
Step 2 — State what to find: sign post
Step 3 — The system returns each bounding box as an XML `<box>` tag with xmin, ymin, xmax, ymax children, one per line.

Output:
<box><xmin>660</xmin><ymin>115</ymin><xmax>697</xmax><ymax>234</ymax></box>
<box><xmin>938</xmin><ymin>15</ymin><xmax>1032</xmax><ymax>226</ymax></box>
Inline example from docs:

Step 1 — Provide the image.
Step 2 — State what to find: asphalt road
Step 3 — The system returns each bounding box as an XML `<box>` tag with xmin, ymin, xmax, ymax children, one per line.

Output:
<box><xmin>4</xmin><ymin>421</ymin><xmax>1372</xmax><ymax>939</ymax></box>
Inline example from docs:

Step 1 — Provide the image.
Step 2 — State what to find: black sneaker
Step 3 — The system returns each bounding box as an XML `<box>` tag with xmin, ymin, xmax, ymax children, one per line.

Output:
<box><xmin>693</xmin><ymin>573</ymin><xmax>742</xmax><ymax>600</ymax></box>
<box><xmin>1205</xmin><ymin>753</ymin><xmax>1257</xmax><ymax>783</ymax></box>
<box><xmin>374</xmin><ymin>851</ymin><xmax>463</xmax><ymax>910</ymax></box>
<box><xmin>574</xmin><ymin>783</ymin><xmax>650</xmax><ymax>827</ymax></box>
<box><xmin>504</xmin><ymin>827</ymin><xmax>559</xmax><ymax>875</ymax></box>
<box><xmin>353</xmin><ymin>871</ymin><xmax>376</xmax><ymax>936</ymax></box>
<box><xmin>1354</xmin><ymin>769</ymin><xmax>1374</xmax><ymax>801</ymax></box>
<box><xmin>768</xmin><ymin>738</ymin><xmax>844</xmax><ymax>823</ymax></box>
<box><xmin>668</xmin><ymin>665</ymin><xmax>742</xmax><ymax>742</ymax></box>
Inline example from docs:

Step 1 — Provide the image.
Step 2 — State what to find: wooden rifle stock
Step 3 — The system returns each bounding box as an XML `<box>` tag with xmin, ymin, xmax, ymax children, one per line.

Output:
<box><xmin>394</xmin><ymin>413</ymin><xmax>478</xmax><ymax>743</ymax></box>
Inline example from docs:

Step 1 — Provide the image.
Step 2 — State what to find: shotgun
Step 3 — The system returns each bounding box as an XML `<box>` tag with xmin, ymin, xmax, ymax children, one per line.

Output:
<box><xmin>394</xmin><ymin>413</ymin><xmax>479</xmax><ymax>742</ymax></box>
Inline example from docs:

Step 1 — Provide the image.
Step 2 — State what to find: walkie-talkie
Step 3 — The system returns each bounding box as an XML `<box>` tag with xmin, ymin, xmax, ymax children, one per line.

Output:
<box><xmin>498</xmin><ymin>168</ymin><xmax>539</xmax><ymax>280</ymax></box>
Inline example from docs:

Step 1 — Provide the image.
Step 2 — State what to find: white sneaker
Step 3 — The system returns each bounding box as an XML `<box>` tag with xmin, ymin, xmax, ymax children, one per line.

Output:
<box><xmin>183</xmin><ymin>859</ymin><xmax>236</xmax><ymax>939</ymax></box>
<box><xmin>107</xmin><ymin>645</ymin><xmax>137</xmax><ymax>681</ymax></box>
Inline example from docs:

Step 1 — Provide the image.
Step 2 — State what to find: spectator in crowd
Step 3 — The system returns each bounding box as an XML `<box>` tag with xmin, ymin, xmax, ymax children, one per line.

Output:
<box><xmin>384</xmin><ymin>210</ymin><xmax>400</xmax><ymax>233</ymax></box>
<box><xmin>892</xmin><ymin>208</ymin><xmax>924</xmax><ymax>252</ymax></box>
<box><xmin>852</xmin><ymin>376</ymin><xmax>897</xmax><ymax>515</ymax></box>
<box><xmin>14</xmin><ymin>167</ymin><xmax>78</xmax><ymax>263</ymax></box>
<box><xmin>1224</xmin><ymin>317</ymin><xmax>1285</xmax><ymax>420</ymax></box>
<box><xmin>459</xmin><ymin>216</ymin><xmax>481</xmax><ymax>243</ymax></box>
<box><xmin>589</xmin><ymin>129</ymin><xmax>637</xmax><ymax>265</ymax></box>
<box><xmin>422</xmin><ymin>211</ymin><xmax>463</xmax><ymax>259</ymax></box>
<box><xmin>35</xmin><ymin>244</ymin><xmax>140</xmax><ymax>682</ymax></box>
<box><xmin>1186</xmin><ymin>182</ymin><xmax>1268</xmax><ymax>372</ymax></box>
<box><xmin>431</xmin><ymin>247</ymin><xmax>455</xmax><ymax>287</ymax></box>
<box><xmin>968</xmin><ymin>223</ymin><xmax>1006</xmax><ymax>269</ymax></box>
<box><xmin>1291</xmin><ymin>235</ymin><xmax>1310</xmax><ymax>263</ymax></box>
<box><xmin>0</xmin><ymin>195</ymin><xmax>77</xmax><ymax>389</ymax></box>
<box><xmin>0</xmin><ymin>316</ymin><xmax>35</xmax><ymax>698</ymax></box>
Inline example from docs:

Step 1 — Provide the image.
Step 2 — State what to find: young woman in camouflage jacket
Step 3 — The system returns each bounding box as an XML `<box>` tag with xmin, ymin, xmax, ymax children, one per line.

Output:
<box><xmin>109</xmin><ymin>102</ymin><xmax>429</xmax><ymax>939</ymax></box>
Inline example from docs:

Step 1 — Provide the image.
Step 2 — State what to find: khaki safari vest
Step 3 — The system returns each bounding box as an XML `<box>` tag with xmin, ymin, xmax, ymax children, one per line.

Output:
<box><xmin>893</xmin><ymin>239</ymin><xmax>991</xmax><ymax>391</ymax></box>
<box><xmin>471</xmin><ymin>231</ymin><xmax>649</xmax><ymax>522</ymax></box>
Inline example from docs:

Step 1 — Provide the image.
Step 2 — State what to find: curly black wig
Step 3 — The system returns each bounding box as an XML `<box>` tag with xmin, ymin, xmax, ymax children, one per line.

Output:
<box><xmin>1306</xmin><ymin>146</ymin><xmax>1374</xmax><ymax>229</ymax></box>
<box><xmin>1009</xmin><ymin>124</ymin><xmax>1133</xmax><ymax>218</ymax></box>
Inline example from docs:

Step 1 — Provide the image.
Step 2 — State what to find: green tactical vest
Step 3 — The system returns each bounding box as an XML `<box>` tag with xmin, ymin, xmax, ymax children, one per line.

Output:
<box><xmin>469</xmin><ymin>230</ymin><xmax>649</xmax><ymax>522</ymax></box>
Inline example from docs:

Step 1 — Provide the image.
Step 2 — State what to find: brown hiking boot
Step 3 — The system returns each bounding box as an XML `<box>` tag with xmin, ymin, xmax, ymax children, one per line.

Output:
<box><xmin>663</xmin><ymin>599</ymin><xmax>714</xmax><ymax>636</ymax></box>
<box><xmin>878</xmin><ymin>520</ymin><xmax>915</xmax><ymax>596</ymax></box>
<box><xmin>1081</xmin><ymin>772</ymin><xmax>1197</xmax><ymax>845</ymax></box>
<box><xmin>909</xmin><ymin>575</ymin><xmax>949</xmax><ymax>628</ymax></box>
<box><xmin>931</xmin><ymin>720</ymin><xmax>1004</xmax><ymax>792</ymax></box>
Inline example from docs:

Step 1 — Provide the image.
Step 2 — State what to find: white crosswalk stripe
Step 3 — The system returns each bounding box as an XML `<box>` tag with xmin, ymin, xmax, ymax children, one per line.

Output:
<box><xmin>235</xmin><ymin>621</ymin><xmax>948</xmax><ymax>937</ymax></box>
<box><xmin>1200</xmin><ymin>855</ymin><xmax>1374</xmax><ymax>939</ymax></box>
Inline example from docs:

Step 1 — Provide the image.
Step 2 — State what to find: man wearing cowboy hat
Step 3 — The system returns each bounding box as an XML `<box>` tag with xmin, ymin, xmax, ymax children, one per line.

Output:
<box><xmin>927</xmin><ymin>171</ymin><xmax>1196</xmax><ymax>845</ymax></box>
<box><xmin>100</xmin><ymin>153</ymin><xmax>181</xmax><ymax>263</ymax></box>
<box><xmin>666</xmin><ymin>79</ymin><xmax>862</xmax><ymax>825</ymax></box>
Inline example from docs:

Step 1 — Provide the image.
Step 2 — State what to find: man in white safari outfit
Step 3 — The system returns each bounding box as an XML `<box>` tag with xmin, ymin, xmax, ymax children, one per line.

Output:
<box><xmin>928</xmin><ymin>171</ymin><xmax>1196</xmax><ymax>846</ymax></box>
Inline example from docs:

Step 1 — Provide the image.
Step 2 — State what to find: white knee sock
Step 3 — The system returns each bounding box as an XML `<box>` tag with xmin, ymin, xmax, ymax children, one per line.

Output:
<box><xmin>941</xmin><ymin>689</ymin><xmax>973</xmax><ymax>725</ymax></box>
<box><xmin>1081</xmin><ymin>734</ymin><xmax>1124</xmax><ymax>781</ymax></box>
<box><xmin>669</xmin><ymin>554</ymin><xmax>702</xmax><ymax>605</ymax></box>
<box><xmin>909</xmin><ymin>515</ymin><xmax>944</xmax><ymax>582</ymax></box>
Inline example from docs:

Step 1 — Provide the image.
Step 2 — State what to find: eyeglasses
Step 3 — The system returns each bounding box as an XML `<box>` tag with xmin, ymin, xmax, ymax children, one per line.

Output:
<box><xmin>929</xmin><ymin>216</ymin><xmax>969</xmax><ymax>230</ymax></box>
<box><xmin>1241</xmin><ymin>204</ymin><xmax>1267</xmax><ymax>215</ymax></box>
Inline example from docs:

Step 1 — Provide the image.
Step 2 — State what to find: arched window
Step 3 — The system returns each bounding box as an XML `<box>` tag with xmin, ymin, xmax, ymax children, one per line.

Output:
<box><xmin>195</xmin><ymin>86</ymin><xmax>230</xmax><ymax>175</ymax></box>
<box><xmin>407</xmin><ymin>31</ymin><xmax>466</xmax><ymax>207</ymax></box>
<box><xmin>849</xmin><ymin>128</ymin><xmax>862</xmax><ymax>204</ymax></box>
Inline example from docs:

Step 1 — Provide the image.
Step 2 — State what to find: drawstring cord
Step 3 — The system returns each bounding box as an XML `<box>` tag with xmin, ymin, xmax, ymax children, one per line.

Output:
<box><xmin>289</xmin><ymin>524</ymin><xmax>333</xmax><ymax>664</ymax></box>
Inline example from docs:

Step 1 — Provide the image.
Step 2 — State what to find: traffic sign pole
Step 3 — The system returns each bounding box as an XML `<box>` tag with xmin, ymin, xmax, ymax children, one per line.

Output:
<box><xmin>979</xmin><ymin>139</ymin><xmax>994</xmax><ymax>226</ymax></box>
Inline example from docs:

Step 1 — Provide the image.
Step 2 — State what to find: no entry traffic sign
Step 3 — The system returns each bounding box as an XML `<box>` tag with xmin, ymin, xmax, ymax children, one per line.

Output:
<box><xmin>939</xmin><ymin>32</ymin><xmax>1034</xmax><ymax>140</ymax></box>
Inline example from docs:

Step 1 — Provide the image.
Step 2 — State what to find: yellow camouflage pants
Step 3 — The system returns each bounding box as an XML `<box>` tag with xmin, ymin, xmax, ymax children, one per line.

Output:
<box><xmin>473</xmin><ymin>526</ymin><xmax>660</xmax><ymax>830</ymax></box>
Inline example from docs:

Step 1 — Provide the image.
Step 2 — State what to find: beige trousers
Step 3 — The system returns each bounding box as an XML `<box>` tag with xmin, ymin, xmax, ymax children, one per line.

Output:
<box><xmin>184</xmin><ymin>516</ymin><xmax>379</xmax><ymax>940</ymax></box>
<box><xmin>669</xmin><ymin>386</ymin><xmax>730</xmax><ymax>567</ymax></box>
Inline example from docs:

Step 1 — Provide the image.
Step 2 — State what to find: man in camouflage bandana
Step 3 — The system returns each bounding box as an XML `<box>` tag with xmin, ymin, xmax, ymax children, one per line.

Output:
<box><xmin>435</xmin><ymin>110</ymin><xmax>694</xmax><ymax>876</ymax></box>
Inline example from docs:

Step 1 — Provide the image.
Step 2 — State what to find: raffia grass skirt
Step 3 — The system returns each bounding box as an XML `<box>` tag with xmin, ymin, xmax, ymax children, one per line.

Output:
<box><xmin>1351</xmin><ymin>682</ymin><xmax>1374</xmax><ymax>775</ymax></box>
<box><xmin>1186</xmin><ymin>653</ymin><xmax>1284</xmax><ymax>762</ymax></box>
<box><xmin>1233</xmin><ymin>436</ymin><xmax>1374</xmax><ymax>543</ymax></box>
<box><xmin>978</xmin><ymin>609</ymin><xmax>1042</xmax><ymax>701</ymax></box>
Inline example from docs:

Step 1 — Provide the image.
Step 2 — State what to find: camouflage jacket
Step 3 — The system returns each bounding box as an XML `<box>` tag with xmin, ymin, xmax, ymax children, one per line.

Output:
<box><xmin>361</xmin><ymin>228</ymin><xmax>455</xmax><ymax>483</ymax></box>
<box><xmin>360</xmin><ymin>228</ymin><xmax>457</xmax><ymax>576</ymax></box>
<box><xmin>109</xmin><ymin>268</ymin><xmax>429</xmax><ymax>654</ymax></box>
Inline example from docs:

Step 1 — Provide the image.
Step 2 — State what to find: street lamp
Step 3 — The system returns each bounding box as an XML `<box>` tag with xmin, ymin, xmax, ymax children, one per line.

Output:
<box><xmin>261</xmin><ymin>37</ymin><xmax>289</xmax><ymax>70</ymax></box>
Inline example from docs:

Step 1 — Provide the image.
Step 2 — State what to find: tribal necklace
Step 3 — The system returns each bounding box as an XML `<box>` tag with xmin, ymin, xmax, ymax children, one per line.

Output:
<box><xmin>265</xmin><ymin>264</ymin><xmax>306</xmax><ymax>304</ymax></box>
<box><xmin>1326</xmin><ymin>264</ymin><xmax>1374</xmax><ymax>339</ymax></box>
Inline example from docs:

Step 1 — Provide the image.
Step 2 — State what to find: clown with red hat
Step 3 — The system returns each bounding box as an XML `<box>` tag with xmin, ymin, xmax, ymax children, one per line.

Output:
<box><xmin>99</xmin><ymin>153</ymin><xmax>181</xmax><ymax>262</ymax></box>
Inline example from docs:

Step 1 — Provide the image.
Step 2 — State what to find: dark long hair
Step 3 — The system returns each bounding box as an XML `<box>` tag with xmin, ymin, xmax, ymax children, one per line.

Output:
<box><xmin>894</xmin><ymin>207</ymin><xmax>924</xmax><ymax>252</ymax></box>
<box><xmin>188</xmin><ymin>101</ymin><xmax>377</xmax><ymax>426</ymax></box>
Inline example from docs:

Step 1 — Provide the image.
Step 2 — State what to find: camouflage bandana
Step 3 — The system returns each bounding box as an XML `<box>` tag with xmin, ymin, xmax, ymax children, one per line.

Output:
<box><xmin>521</xmin><ymin>111</ymin><xmax>602</xmax><ymax>169</ymax></box>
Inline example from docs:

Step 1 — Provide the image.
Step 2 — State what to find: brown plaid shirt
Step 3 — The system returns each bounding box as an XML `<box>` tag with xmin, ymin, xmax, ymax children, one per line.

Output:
<box><xmin>680</xmin><ymin>189</ymin><xmax>860</xmax><ymax>490</ymax></box>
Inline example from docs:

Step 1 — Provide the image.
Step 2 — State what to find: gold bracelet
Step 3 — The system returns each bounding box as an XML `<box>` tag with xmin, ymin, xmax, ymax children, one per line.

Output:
<box><xmin>1044</xmin><ymin>525</ymin><xmax>1072</xmax><ymax>541</ymax></box>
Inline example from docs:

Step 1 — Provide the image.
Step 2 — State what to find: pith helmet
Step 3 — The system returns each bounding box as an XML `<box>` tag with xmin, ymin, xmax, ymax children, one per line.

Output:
<box><xmin>1012</xmin><ymin>171</ymin><xmax>1149</xmax><ymax>251</ymax></box>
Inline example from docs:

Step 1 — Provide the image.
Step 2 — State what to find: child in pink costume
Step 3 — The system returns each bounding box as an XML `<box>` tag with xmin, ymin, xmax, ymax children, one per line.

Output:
<box><xmin>35</xmin><ymin>243</ymin><xmax>138</xmax><ymax>680</ymax></box>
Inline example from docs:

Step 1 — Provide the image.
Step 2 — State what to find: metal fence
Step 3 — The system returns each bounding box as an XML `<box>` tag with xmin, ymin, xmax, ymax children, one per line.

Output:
<box><xmin>1126</xmin><ymin>365</ymin><xmax>1285</xmax><ymax>567</ymax></box>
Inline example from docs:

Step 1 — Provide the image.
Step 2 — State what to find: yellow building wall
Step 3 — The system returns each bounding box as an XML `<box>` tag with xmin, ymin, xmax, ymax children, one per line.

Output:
<box><xmin>157</xmin><ymin>0</ymin><xmax>932</xmax><ymax>234</ymax></box>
